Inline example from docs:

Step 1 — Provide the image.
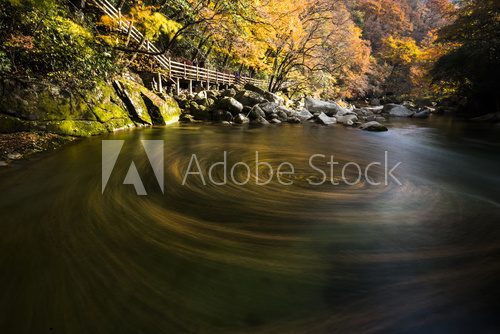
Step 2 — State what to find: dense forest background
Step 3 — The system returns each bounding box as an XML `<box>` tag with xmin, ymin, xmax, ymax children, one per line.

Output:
<box><xmin>0</xmin><ymin>0</ymin><xmax>498</xmax><ymax>114</ymax></box>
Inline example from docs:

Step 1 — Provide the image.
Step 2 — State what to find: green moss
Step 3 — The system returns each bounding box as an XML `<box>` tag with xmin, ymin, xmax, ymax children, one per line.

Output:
<box><xmin>117</xmin><ymin>79</ymin><xmax>153</xmax><ymax>124</ymax></box>
<box><xmin>45</xmin><ymin>120</ymin><xmax>108</xmax><ymax>137</ymax></box>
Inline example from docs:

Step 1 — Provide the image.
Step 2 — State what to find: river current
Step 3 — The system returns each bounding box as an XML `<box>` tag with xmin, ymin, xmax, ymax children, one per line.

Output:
<box><xmin>1</xmin><ymin>118</ymin><xmax>500</xmax><ymax>333</ymax></box>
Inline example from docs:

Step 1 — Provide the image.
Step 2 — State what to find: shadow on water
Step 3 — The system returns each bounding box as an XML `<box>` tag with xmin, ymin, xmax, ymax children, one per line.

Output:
<box><xmin>1</xmin><ymin>116</ymin><xmax>500</xmax><ymax>333</ymax></box>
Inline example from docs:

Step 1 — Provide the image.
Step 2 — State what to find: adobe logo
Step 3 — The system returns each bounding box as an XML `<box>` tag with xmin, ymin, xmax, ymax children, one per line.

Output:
<box><xmin>102</xmin><ymin>140</ymin><xmax>164</xmax><ymax>196</ymax></box>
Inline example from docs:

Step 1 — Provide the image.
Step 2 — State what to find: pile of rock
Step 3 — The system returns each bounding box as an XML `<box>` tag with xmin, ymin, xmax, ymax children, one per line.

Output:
<box><xmin>178</xmin><ymin>86</ymin><xmax>435</xmax><ymax>132</ymax></box>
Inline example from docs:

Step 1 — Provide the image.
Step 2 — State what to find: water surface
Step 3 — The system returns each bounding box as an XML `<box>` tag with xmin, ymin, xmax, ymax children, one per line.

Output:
<box><xmin>1</xmin><ymin>118</ymin><xmax>500</xmax><ymax>333</ymax></box>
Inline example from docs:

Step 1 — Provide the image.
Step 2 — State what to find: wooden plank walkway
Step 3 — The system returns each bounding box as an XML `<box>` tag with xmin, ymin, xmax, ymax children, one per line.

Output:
<box><xmin>89</xmin><ymin>0</ymin><xmax>267</xmax><ymax>93</ymax></box>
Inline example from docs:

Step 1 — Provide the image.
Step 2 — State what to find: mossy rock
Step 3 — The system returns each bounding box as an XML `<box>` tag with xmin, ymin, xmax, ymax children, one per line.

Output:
<box><xmin>141</xmin><ymin>90</ymin><xmax>181</xmax><ymax>125</ymax></box>
<box><xmin>114</xmin><ymin>79</ymin><xmax>152</xmax><ymax>125</ymax></box>
<box><xmin>0</xmin><ymin>78</ymin><xmax>138</xmax><ymax>136</ymax></box>
<box><xmin>44</xmin><ymin>120</ymin><xmax>108</xmax><ymax>137</ymax></box>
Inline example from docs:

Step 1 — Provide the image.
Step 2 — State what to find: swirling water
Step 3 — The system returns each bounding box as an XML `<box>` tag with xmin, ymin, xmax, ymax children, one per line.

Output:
<box><xmin>1</xmin><ymin>118</ymin><xmax>500</xmax><ymax>333</ymax></box>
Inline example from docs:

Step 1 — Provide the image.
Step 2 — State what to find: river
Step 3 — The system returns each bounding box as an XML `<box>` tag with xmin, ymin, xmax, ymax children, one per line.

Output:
<box><xmin>1</xmin><ymin>117</ymin><xmax>500</xmax><ymax>333</ymax></box>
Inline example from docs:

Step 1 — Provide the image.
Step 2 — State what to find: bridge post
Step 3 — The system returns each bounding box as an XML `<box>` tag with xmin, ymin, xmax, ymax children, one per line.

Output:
<box><xmin>176</xmin><ymin>78</ymin><xmax>180</xmax><ymax>96</ymax></box>
<box><xmin>189</xmin><ymin>80</ymin><xmax>193</xmax><ymax>94</ymax></box>
<box><xmin>158</xmin><ymin>73</ymin><xmax>163</xmax><ymax>94</ymax></box>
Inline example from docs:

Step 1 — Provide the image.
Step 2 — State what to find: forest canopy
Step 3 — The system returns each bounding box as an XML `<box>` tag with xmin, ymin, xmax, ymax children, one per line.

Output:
<box><xmin>0</xmin><ymin>0</ymin><xmax>498</xmax><ymax>113</ymax></box>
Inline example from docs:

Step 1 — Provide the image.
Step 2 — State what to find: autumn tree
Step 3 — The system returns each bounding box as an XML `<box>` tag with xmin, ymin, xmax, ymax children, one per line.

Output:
<box><xmin>432</xmin><ymin>0</ymin><xmax>500</xmax><ymax>113</ymax></box>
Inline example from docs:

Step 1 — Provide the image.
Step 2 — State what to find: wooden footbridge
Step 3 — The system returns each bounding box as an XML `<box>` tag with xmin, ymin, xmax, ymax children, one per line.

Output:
<box><xmin>87</xmin><ymin>0</ymin><xmax>268</xmax><ymax>94</ymax></box>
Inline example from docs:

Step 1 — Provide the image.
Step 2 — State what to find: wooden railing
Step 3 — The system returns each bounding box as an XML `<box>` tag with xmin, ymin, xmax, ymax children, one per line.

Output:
<box><xmin>89</xmin><ymin>0</ymin><xmax>267</xmax><ymax>89</ymax></box>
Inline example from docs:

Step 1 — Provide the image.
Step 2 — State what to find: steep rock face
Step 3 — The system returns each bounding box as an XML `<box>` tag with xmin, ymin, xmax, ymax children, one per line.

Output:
<box><xmin>113</xmin><ymin>79</ymin><xmax>152</xmax><ymax>125</ymax></box>
<box><xmin>0</xmin><ymin>78</ymin><xmax>134</xmax><ymax>136</ymax></box>
<box><xmin>0</xmin><ymin>76</ymin><xmax>181</xmax><ymax>136</ymax></box>
<box><xmin>141</xmin><ymin>90</ymin><xmax>181</xmax><ymax>125</ymax></box>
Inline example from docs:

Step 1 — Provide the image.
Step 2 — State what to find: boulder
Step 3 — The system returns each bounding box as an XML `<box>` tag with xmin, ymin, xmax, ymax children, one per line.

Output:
<box><xmin>218</xmin><ymin>97</ymin><xmax>243</xmax><ymax>115</ymax></box>
<box><xmin>336</xmin><ymin>114</ymin><xmax>358</xmax><ymax>126</ymax></box>
<box><xmin>223</xmin><ymin>111</ymin><xmax>234</xmax><ymax>122</ymax></box>
<box><xmin>235</xmin><ymin>90</ymin><xmax>268</xmax><ymax>107</ymax></box>
<box><xmin>249</xmin><ymin>105</ymin><xmax>266</xmax><ymax>120</ymax></box>
<box><xmin>277</xmin><ymin>106</ymin><xmax>293</xmax><ymax>116</ymax></box>
<box><xmin>206</xmin><ymin>90</ymin><xmax>218</xmax><ymax>100</ymax></box>
<box><xmin>365</xmin><ymin>106</ymin><xmax>384</xmax><ymax>114</ymax></box>
<box><xmin>360</xmin><ymin>121</ymin><xmax>388</xmax><ymax>132</ymax></box>
<box><xmin>413</xmin><ymin>110</ymin><xmax>430</xmax><ymax>119</ymax></box>
<box><xmin>252</xmin><ymin>116</ymin><xmax>270</xmax><ymax>125</ymax></box>
<box><xmin>354</xmin><ymin>108</ymin><xmax>367</xmax><ymax>116</ymax></box>
<box><xmin>141</xmin><ymin>90</ymin><xmax>181</xmax><ymax>124</ymax></box>
<box><xmin>242</xmin><ymin>106</ymin><xmax>252</xmax><ymax>115</ymax></box>
<box><xmin>270</xmin><ymin>118</ymin><xmax>282</xmax><ymax>124</ymax></box>
<box><xmin>179</xmin><ymin>114</ymin><xmax>195</xmax><ymax>123</ymax></box>
<box><xmin>259</xmin><ymin>102</ymin><xmax>279</xmax><ymax>116</ymax></box>
<box><xmin>276</xmin><ymin>109</ymin><xmax>289</xmax><ymax>122</ymax></box>
<box><xmin>194</xmin><ymin>91</ymin><xmax>207</xmax><ymax>100</ymax></box>
<box><xmin>211</xmin><ymin>110</ymin><xmax>224</xmax><ymax>122</ymax></box>
<box><xmin>234</xmin><ymin>113</ymin><xmax>250</xmax><ymax>124</ymax></box>
<box><xmin>244</xmin><ymin>83</ymin><xmax>284</xmax><ymax>105</ymax></box>
<box><xmin>220</xmin><ymin>88</ymin><xmax>237</xmax><ymax>98</ymax></box>
<box><xmin>317</xmin><ymin>112</ymin><xmax>337</xmax><ymax>126</ymax></box>
<box><xmin>304</xmin><ymin>97</ymin><xmax>348</xmax><ymax>116</ymax></box>
<box><xmin>370</xmin><ymin>98</ymin><xmax>381</xmax><ymax>106</ymax></box>
<box><xmin>114</xmin><ymin>80</ymin><xmax>152</xmax><ymax>124</ymax></box>
<box><xmin>384</xmin><ymin>104</ymin><xmax>415</xmax><ymax>117</ymax></box>
<box><xmin>7</xmin><ymin>152</ymin><xmax>22</xmax><ymax>160</ymax></box>
<box><xmin>267</xmin><ymin>113</ymin><xmax>279</xmax><ymax>120</ymax></box>
<box><xmin>375</xmin><ymin>116</ymin><xmax>386</xmax><ymax>123</ymax></box>
<box><xmin>297</xmin><ymin>108</ymin><xmax>314</xmax><ymax>121</ymax></box>
<box><xmin>287</xmin><ymin>117</ymin><xmax>302</xmax><ymax>124</ymax></box>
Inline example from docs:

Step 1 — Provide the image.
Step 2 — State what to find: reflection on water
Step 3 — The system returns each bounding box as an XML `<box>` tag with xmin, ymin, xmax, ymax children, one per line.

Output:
<box><xmin>1</xmin><ymin>117</ymin><xmax>500</xmax><ymax>333</ymax></box>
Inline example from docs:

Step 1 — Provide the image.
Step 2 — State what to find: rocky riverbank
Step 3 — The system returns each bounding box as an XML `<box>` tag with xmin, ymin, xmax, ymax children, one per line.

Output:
<box><xmin>0</xmin><ymin>72</ymin><xmax>181</xmax><ymax>137</ymax></box>
<box><xmin>0</xmin><ymin>132</ymin><xmax>75</xmax><ymax>167</ymax></box>
<box><xmin>176</xmin><ymin>83</ymin><xmax>437</xmax><ymax>132</ymax></box>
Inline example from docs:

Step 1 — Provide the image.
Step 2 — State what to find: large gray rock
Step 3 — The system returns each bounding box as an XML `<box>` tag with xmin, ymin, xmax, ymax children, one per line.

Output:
<box><xmin>219</xmin><ymin>97</ymin><xmax>243</xmax><ymax>116</ymax></box>
<box><xmin>223</xmin><ymin>111</ymin><xmax>233</xmax><ymax>122</ymax></box>
<box><xmin>383</xmin><ymin>104</ymin><xmax>415</xmax><ymax>117</ymax></box>
<box><xmin>235</xmin><ymin>90</ymin><xmax>268</xmax><ymax>107</ymax></box>
<box><xmin>336</xmin><ymin>114</ymin><xmax>358</xmax><ymax>126</ymax></box>
<box><xmin>249</xmin><ymin>105</ymin><xmax>266</xmax><ymax>120</ymax></box>
<box><xmin>220</xmin><ymin>88</ymin><xmax>236</xmax><ymax>98</ymax></box>
<box><xmin>259</xmin><ymin>102</ymin><xmax>279</xmax><ymax>116</ymax></box>
<box><xmin>365</xmin><ymin>106</ymin><xmax>384</xmax><ymax>114</ymax></box>
<box><xmin>276</xmin><ymin>109</ymin><xmax>288</xmax><ymax>121</ymax></box>
<box><xmin>287</xmin><ymin>117</ymin><xmax>301</xmax><ymax>124</ymax></box>
<box><xmin>360</xmin><ymin>121</ymin><xmax>388</xmax><ymax>132</ymax></box>
<box><xmin>269</xmin><ymin>118</ymin><xmax>282</xmax><ymax>124</ymax></box>
<box><xmin>211</xmin><ymin>110</ymin><xmax>224</xmax><ymax>122</ymax></box>
<box><xmin>413</xmin><ymin>110</ymin><xmax>430</xmax><ymax>119</ymax></box>
<box><xmin>244</xmin><ymin>83</ymin><xmax>284</xmax><ymax>105</ymax></box>
<box><xmin>297</xmin><ymin>108</ymin><xmax>314</xmax><ymax>121</ymax></box>
<box><xmin>305</xmin><ymin>97</ymin><xmax>348</xmax><ymax>116</ymax></box>
<box><xmin>234</xmin><ymin>113</ymin><xmax>250</xmax><ymax>124</ymax></box>
<box><xmin>179</xmin><ymin>113</ymin><xmax>195</xmax><ymax>123</ymax></box>
<box><xmin>317</xmin><ymin>112</ymin><xmax>337</xmax><ymax>126</ymax></box>
<box><xmin>252</xmin><ymin>116</ymin><xmax>270</xmax><ymax>125</ymax></box>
